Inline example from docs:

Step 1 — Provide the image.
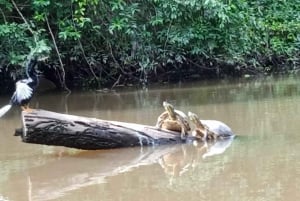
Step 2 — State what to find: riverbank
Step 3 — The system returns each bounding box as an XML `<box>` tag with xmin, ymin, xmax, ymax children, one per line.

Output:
<box><xmin>1</xmin><ymin>57</ymin><xmax>299</xmax><ymax>95</ymax></box>
<box><xmin>37</xmin><ymin>56</ymin><xmax>300</xmax><ymax>90</ymax></box>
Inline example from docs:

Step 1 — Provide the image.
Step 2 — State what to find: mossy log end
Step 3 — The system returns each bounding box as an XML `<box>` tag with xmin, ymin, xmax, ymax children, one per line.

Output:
<box><xmin>19</xmin><ymin>109</ymin><xmax>186</xmax><ymax>150</ymax></box>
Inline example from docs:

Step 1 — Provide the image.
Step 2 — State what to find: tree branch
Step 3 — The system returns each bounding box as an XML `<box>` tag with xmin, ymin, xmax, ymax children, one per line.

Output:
<box><xmin>10</xmin><ymin>0</ymin><xmax>34</xmax><ymax>36</ymax></box>
<box><xmin>0</xmin><ymin>8</ymin><xmax>7</xmax><ymax>23</ymax></box>
<box><xmin>45</xmin><ymin>15</ymin><xmax>70</xmax><ymax>93</ymax></box>
<box><xmin>78</xmin><ymin>39</ymin><xmax>99</xmax><ymax>81</ymax></box>
<box><xmin>10</xmin><ymin>0</ymin><xmax>39</xmax><ymax>59</ymax></box>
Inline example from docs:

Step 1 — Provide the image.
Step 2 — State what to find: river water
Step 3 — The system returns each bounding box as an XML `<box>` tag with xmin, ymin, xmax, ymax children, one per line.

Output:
<box><xmin>0</xmin><ymin>76</ymin><xmax>300</xmax><ymax>201</ymax></box>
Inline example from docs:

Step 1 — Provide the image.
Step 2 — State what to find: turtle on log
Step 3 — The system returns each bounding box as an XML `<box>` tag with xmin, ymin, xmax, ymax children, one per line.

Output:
<box><xmin>188</xmin><ymin>111</ymin><xmax>234</xmax><ymax>141</ymax></box>
<box><xmin>156</xmin><ymin>101</ymin><xmax>190</xmax><ymax>139</ymax></box>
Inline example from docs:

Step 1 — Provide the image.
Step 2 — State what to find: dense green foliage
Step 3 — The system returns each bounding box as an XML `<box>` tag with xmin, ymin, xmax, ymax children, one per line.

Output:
<box><xmin>0</xmin><ymin>0</ymin><xmax>299</xmax><ymax>91</ymax></box>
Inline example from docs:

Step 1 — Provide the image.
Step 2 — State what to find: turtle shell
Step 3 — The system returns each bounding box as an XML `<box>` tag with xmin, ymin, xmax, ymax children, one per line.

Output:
<box><xmin>156</xmin><ymin>109</ymin><xmax>190</xmax><ymax>133</ymax></box>
<box><xmin>201</xmin><ymin>120</ymin><xmax>234</xmax><ymax>137</ymax></box>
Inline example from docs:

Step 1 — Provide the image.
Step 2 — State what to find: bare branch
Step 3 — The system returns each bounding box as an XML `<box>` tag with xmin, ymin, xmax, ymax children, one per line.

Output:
<box><xmin>111</xmin><ymin>74</ymin><xmax>122</xmax><ymax>89</ymax></box>
<box><xmin>10</xmin><ymin>0</ymin><xmax>35</xmax><ymax>37</ymax></box>
<box><xmin>78</xmin><ymin>39</ymin><xmax>99</xmax><ymax>80</ymax></box>
<box><xmin>45</xmin><ymin>15</ymin><xmax>71</xmax><ymax>93</ymax></box>
<box><xmin>0</xmin><ymin>8</ymin><xmax>7</xmax><ymax>23</ymax></box>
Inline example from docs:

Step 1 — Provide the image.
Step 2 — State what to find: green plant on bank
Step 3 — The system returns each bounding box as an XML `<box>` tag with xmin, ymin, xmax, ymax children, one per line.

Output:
<box><xmin>0</xmin><ymin>0</ymin><xmax>299</xmax><ymax>92</ymax></box>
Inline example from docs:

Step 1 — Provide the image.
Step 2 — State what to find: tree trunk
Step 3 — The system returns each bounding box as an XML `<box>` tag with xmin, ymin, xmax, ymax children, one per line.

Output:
<box><xmin>19</xmin><ymin>109</ymin><xmax>184</xmax><ymax>150</ymax></box>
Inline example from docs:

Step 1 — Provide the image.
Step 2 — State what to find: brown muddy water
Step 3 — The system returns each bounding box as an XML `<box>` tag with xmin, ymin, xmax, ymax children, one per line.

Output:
<box><xmin>0</xmin><ymin>76</ymin><xmax>300</xmax><ymax>201</ymax></box>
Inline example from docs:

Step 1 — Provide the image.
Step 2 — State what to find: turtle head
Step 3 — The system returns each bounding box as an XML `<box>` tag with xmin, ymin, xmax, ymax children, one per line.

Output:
<box><xmin>163</xmin><ymin>101</ymin><xmax>176</xmax><ymax>118</ymax></box>
<box><xmin>188</xmin><ymin>111</ymin><xmax>199</xmax><ymax>123</ymax></box>
<box><xmin>188</xmin><ymin>111</ymin><xmax>205</xmax><ymax>129</ymax></box>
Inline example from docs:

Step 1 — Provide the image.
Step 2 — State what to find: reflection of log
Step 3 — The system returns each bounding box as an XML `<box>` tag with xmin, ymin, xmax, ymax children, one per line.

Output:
<box><xmin>34</xmin><ymin>147</ymin><xmax>165</xmax><ymax>201</ymax></box>
<box><xmin>6</xmin><ymin>145</ymin><xmax>195</xmax><ymax>201</ymax></box>
<box><xmin>4</xmin><ymin>139</ymin><xmax>235</xmax><ymax>201</ymax></box>
<box><xmin>19</xmin><ymin>109</ymin><xmax>184</xmax><ymax>150</ymax></box>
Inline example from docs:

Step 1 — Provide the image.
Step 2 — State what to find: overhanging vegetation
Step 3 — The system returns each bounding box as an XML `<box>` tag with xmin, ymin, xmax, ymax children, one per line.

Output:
<box><xmin>0</xmin><ymin>0</ymin><xmax>299</xmax><ymax>92</ymax></box>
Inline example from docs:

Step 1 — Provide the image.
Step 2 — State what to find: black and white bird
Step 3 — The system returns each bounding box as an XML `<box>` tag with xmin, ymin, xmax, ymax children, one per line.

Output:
<box><xmin>0</xmin><ymin>57</ymin><xmax>39</xmax><ymax>117</ymax></box>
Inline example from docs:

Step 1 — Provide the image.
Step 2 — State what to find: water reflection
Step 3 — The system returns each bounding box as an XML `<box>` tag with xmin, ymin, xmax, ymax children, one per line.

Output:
<box><xmin>0</xmin><ymin>195</ymin><xmax>9</xmax><ymax>201</ymax></box>
<box><xmin>159</xmin><ymin>138</ymin><xmax>234</xmax><ymax>185</ymax></box>
<box><xmin>196</xmin><ymin>137</ymin><xmax>235</xmax><ymax>159</ymax></box>
<box><xmin>5</xmin><ymin>139</ymin><xmax>233</xmax><ymax>201</ymax></box>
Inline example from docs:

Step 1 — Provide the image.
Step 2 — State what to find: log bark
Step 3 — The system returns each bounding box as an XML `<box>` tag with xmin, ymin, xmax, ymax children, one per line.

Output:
<box><xmin>19</xmin><ymin>109</ymin><xmax>185</xmax><ymax>150</ymax></box>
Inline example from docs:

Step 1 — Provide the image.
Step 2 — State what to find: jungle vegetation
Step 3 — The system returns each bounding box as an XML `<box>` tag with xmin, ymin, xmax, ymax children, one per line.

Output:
<box><xmin>0</xmin><ymin>0</ymin><xmax>299</xmax><ymax>93</ymax></box>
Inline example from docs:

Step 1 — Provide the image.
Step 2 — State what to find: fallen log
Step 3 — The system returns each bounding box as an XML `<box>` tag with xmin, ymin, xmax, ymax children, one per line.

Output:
<box><xmin>18</xmin><ymin>109</ymin><xmax>186</xmax><ymax>150</ymax></box>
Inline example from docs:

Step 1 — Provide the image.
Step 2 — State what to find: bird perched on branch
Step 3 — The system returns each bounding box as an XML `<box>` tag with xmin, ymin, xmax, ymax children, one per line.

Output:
<box><xmin>0</xmin><ymin>57</ymin><xmax>40</xmax><ymax>117</ymax></box>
